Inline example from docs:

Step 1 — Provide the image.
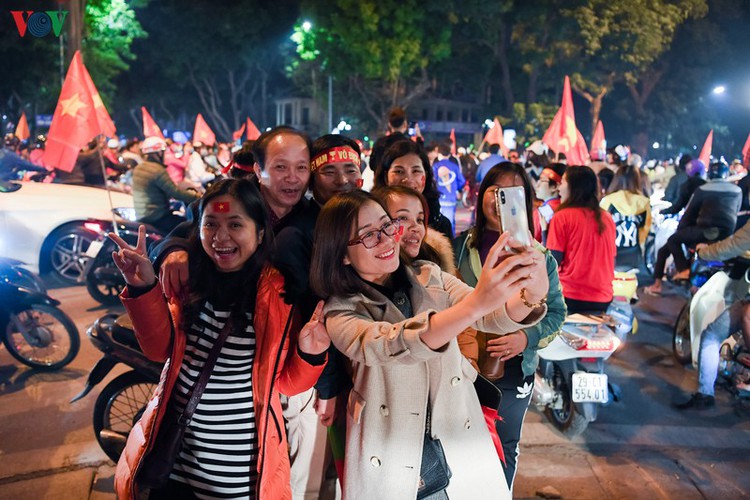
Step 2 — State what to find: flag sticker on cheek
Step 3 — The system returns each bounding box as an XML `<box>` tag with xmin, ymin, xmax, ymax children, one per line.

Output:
<box><xmin>213</xmin><ymin>202</ymin><xmax>230</xmax><ymax>212</ymax></box>
<box><xmin>355</xmin><ymin>178</ymin><xmax>364</xmax><ymax>189</ymax></box>
<box><xmin>394</xmin><ymin>225</ymin><xmax>404</xmax><ymax>243</ymax></box>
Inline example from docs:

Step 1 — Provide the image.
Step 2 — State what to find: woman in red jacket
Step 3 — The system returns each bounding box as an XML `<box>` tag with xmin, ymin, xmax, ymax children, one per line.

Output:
<box><xmin>109</xmin><ymin>178</ymin><xmax>329</xmax><ymax>499</ymax></box>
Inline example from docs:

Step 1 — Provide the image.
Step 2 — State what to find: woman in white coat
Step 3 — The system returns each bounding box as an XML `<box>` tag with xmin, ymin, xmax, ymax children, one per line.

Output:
<box><xmin>309</xmin><ymin>191</ymin><xmax>549</xmax><ymax>499</ymax></box>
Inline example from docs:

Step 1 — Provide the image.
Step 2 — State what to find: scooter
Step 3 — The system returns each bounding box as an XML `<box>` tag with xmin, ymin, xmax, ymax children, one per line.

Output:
<box><xmin>0</xmin><ymin>279</ymin><xmax>79</xmax><ymax>370</ymax></box>
<box><xmin>673</xmin><ymin>257</ymin><xmax>750</xmax><ymax>366</ymax></box>
<box><xmin>532</xmin><ymin>313</ymin><xmax>621</xmax><ymax>437</ymax></box>
<box><xmin>71</xmin><ymin>313</ymin><xmax>161</xmax><ymax>462</ymax></box>
<box><xmin>0</xmin><ymin>257</ymin><xmax>46</xmax><ymax>294</ymax></box>
<box><xmin>81</xmin><ymin>219</ymin><xmax>163</xmax><ymax>306</ymax></box>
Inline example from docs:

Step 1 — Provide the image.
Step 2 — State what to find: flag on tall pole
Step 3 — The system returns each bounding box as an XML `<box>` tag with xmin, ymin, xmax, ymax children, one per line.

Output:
<box><xmin>482</xmin><ymin>118</ymin><xmax>509</xmax><ymax>157</ymax></box>
<box><xmin>742</xmin><ymin>132</ymin><xmax>750</xmax><ymax>167</ymax></box>
<box><xmin>15</xmin><ymin>112</ymin><xmax>30</xmax><ymax>141</ymax></box>
<box><xmin>193</xmin><ymin>113</ymin><xmax>216</xmax><ymax>146</ymax></box>
<box><xmin>450</xmin><ymin>128</ymin><xmax>457</xmax><ymax>156</ymax></box>
<box><xmin>698</xmin><ymin>129</ymin><xmax>713</xmax><ymax>167</ymax></box>
<box><xmin>81</xmin><ymin>64</ymin><xmax>115</xmax><ymax>137</ymax></box>
<box><xmin>542</xmin><ymin>76</ymin><xmax>590</xmax><ymax>165</ymax></box>
<box><xmin>141</xmin><ymin>107</ymin><xmax>164</xmax><ymax>140</ymax></box>
<box><xmin>590</xmin><ymin>120</ymin><xmax>606</xmax><ymax>160</ymax></box>
<box><xmin>42</xmin><ymin>51</ymin><xmax>114</xmax><ymax>172</ymax></box>
<box><xmin>246</xmin><ymin>117</ymin><xmax>261</xmax><ymax>141</ymax></box>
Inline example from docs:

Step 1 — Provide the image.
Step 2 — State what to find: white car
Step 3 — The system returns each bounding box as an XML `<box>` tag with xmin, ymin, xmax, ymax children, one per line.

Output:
<box><xmin>0</xmin><ymin>181</ymin><xmax>134</xmax><ymax>283</ymax></box>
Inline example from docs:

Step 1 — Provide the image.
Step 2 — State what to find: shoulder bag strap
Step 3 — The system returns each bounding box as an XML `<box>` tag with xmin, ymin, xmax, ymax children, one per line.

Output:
<box><xmin>177</xmin><ymin>316</ymin><xmax>235</xmax><ymax>425</ymax></box>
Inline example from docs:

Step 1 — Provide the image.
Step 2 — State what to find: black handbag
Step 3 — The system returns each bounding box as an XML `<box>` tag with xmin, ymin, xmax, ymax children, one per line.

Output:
<box><xmin>137</xmin><ymin>318</ymin><xmax>234</xmax><ymax>490</ymax></box>
<box><xmin>417</xmin><ymin>407</ymin><xmax>452</xmax><ymax>499</ymax></box>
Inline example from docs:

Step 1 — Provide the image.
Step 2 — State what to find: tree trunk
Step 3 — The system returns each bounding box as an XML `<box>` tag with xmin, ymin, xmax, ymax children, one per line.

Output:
<box><xmin>66</xmin><ymin>0</ymin><xmax>85</xmax><ymax>64</ymax></box>
<box><xmin>527</xmin><ymin>64</ymin><xmax>539</xmax><ymax>104</ymax></box>
<box><xmin>496</xmin><ymin>19</ymin><xmax>514</xmax><ymax>115</ymax></box>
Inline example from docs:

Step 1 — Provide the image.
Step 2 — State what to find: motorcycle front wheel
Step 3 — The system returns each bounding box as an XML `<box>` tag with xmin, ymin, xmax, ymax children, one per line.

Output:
<box><xmin>673</xmin><ymin>303</ymin><xmax>692</xmax><ymax>364</ymax></box>
<box><xmin>3</xmin><ymin>304</ymin><xmax>80</xmax><ymax>370</ymax></box>
<box><xmin>93</xmin><ymin>371</ymin><xmax>156</xmax><ymax>462</ymax></box>
<box><xmin>86</xmin><ymin>258</ymin><xmax>125</xmax><ymax>306</ymax></box>
<box><xmin>544</xmin><ymin>363</ymin><xmax>589</xmax><ymax>438</ymax></box>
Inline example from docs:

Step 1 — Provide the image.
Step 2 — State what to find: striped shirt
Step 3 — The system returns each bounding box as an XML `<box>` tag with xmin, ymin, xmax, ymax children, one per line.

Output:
<box><xmin>170</xmin><ymin>301</ymin><xmax>258</xmax><ymax>499</ymax></box>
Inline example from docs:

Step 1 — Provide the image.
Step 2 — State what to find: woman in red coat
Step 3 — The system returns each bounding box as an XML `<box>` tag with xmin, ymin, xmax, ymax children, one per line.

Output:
<box><xmin>110</xmin><ymin>178</ymin><xmax>329</xmax><ymax>499</ymax></box>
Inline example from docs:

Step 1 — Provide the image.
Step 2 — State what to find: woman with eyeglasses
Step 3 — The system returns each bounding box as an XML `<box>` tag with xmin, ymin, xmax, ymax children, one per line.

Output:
<box><xmin>309</xmin><ymin>190</ymin><xmax>549</xmax><ymax>499</ymax></box>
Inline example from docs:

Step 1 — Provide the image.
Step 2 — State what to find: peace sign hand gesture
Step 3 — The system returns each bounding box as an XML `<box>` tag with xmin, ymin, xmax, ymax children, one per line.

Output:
<box><xmin>108</xmin><ymin>225</ymin><xmax>157</xmax><ymax>288</ymax></box>
<box><xmin>298</xmin><ymin>300</ymin><xmax>331</xmax><ymax>356</ymax></box>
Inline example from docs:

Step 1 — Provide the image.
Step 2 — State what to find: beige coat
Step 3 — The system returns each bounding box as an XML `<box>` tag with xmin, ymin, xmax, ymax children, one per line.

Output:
<box><xmin>324</xmin><ymin>261</ymin><xmax>544</xmax><ymax>500</ymax></box>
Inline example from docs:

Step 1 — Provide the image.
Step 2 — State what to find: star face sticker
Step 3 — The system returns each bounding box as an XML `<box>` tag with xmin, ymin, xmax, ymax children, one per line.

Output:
<box><xmin>60</xmin><ymin>93</ymin><xmax>87</xmax><ymax>118</ymax></box>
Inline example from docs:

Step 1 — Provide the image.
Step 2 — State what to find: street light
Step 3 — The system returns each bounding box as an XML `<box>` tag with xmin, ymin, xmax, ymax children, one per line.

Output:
<box><xmin>712</xmin><ymin>85</ymin><xmax>726</xmax><ymax>95</ymax></box>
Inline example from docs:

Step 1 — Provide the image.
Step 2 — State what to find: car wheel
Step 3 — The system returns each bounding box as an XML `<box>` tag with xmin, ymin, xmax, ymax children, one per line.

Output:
<box><xmin>45</xmin><ymin>225</ymin><xmax>97</xmax><ymax>284</ymax></box>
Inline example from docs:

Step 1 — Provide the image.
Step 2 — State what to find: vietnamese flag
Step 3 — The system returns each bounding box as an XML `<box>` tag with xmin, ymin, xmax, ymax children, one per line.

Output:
<box><xmin>232</xmin><ymin>122</ymin><xmax>246</xmax><ymax>141</ymax></box>
<box><xmin>43</xmin><ymin>51</ymin><xmax>110</xmax><ymax>172</ymax></box>
<box><xmin>542</xmin><ymin>76</ymin><xmax>590</xmax><ymax>165</ymax></box>
<box><xmin>483</xmin><ymin>118</ymin><xmax>509</xmax><ymax>157</ymax></box>
<box><xmin>698</xmin><ymin>129</ymin><xmax>713</xmax><ymax>167</ymax></box>
<box><xmin>193</xmin><ymin>113</ymin><xmax>216</xmax><ymax>146</ymax></box>
<box><xmin>246</xmin><ymin>117</ymin><xmax>261</xmax><ymax>141</ymax></box>
<box><xmin>141</xmin><ymin>107</ymin><xmax>164</xmax><ymax>140</ymax></box>
<box><xmin>450</xmin><ymin>128</ymin><xmax>457</xmax><ymax>156</ymax></box>
<box><xmin>81</xmin><ymin>64</ymin><xmax>115</xmax><ymax>137</ymax></box>
<box><xmin>742</xmin><ymin>132</ymin><xmax>750</xmax><ymax>167</ymax></box>
<box><xmin>15</xmin><ymin>112</ymin><xmax>30</xmax><ymax>141</ymax></box>
<box><xmin>590</xmin><ymin>120</ymin><xmax>606</xmax><ymax>160</ymax></box>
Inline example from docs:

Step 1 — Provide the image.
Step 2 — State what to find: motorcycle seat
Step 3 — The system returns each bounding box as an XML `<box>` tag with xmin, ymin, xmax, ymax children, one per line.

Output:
<box><xmin>112</xmin><ymin>314</ymin><xmax>141</xmax><ymax>350</ymax></box>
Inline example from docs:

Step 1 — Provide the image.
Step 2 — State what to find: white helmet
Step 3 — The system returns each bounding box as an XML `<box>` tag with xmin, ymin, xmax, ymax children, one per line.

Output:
<box><xmin>141</xmin><ymin>136</ymin><xmax>167</xmax><ymax>154</ymax></box>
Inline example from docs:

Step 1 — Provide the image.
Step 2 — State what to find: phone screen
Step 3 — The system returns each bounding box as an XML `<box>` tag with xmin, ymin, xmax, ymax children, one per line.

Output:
<box><xmin>495</xmin><ymin>186</ymin><xmax>532</xmax><ymax>247</ymax></box>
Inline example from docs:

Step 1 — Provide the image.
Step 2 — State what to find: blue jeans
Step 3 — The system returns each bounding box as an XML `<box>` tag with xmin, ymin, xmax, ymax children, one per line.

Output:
<box><xmin>698</xmin><ymin>299</ymin><xmax>749</xmax><ymax>395</ymax></box>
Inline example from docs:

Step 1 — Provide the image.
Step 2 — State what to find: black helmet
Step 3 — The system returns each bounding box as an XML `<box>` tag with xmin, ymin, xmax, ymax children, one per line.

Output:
<box><xmin>708</xmin><ymin>158</ymin><xmax>729</xmax><ymax>180</ymax></box>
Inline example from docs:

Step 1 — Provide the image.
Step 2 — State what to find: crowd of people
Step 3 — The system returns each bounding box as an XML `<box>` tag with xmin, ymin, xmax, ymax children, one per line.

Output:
<box><xmin>4</xmin><ymin>105</ymin><xmax>750</xmax><ymax>499</ymax></box>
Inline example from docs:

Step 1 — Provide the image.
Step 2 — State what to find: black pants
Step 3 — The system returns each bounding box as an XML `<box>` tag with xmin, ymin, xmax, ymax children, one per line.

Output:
<box><xmin>653</xmin><ymin>226</ymin><xmax>710</xmax><ymax>280</ymax></box>
<box><xmin>565</xmin><ymin>298</ymin><xmax>610</xmax><ymax>315</ymax></box>
<box><xmin>494</xmin><ymin>359</ymin><xmax>533</xmax><ymax>492</ymax></box>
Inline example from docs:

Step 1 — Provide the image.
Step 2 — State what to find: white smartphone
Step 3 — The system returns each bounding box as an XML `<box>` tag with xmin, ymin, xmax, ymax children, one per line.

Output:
<box><xmin>495</xmin><ymin>186</ymin><xmax>532</xmax><ymax>247</ymax></box>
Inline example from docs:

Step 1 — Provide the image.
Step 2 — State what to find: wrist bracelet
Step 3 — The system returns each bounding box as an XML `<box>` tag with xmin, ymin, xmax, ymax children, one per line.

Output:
<box><xmin>520</xmin><ymin>288</ymin><xmax>547</xmax><ymax>309</ymax></box>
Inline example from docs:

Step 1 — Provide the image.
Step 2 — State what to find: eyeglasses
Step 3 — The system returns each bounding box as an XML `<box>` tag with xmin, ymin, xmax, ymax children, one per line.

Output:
<box><xmin>348</xmin><ymin>219</ymin><xmax>401</xmax><ymax>249</ymax></box>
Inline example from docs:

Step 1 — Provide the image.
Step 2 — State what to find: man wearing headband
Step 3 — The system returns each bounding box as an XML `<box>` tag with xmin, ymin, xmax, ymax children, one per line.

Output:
<box><xmin>309</xmin><ymin>135</ymin><xmax>363</xmax><ymax>210</ymax></box>
<box><xmin>535</xmin><ymin>163</ymin><xmax>567</xmax><ymax>244</ymax></box>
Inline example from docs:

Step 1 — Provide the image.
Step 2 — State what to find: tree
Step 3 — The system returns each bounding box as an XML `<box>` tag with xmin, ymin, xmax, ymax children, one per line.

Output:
<box><xmin>566</xmin><ymin>0</ymin><xmax>707</xmax><ymax>134</ymax></box>
<box><xmin>298</xmin><ymin>0</ymin><xmax>455</xmax><ymax>131</ymax></box>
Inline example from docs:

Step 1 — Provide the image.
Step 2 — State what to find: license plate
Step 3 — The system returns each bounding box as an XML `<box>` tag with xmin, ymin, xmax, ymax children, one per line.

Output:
<box><xmin>571</xmin><ymin>372</ymin><xmax>608</xmax><ymax>403</ymax></box>
<box><xmin>85</xmin><ymin>240</ymin><xmax>104</xmax><ymax>258</ymax></box>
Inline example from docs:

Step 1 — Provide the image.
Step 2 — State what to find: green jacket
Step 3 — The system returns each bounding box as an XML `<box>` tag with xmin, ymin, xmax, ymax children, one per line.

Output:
<box><xmin>453</xmin><ymin>230</ymin><xmax>566</xmax><ymax>377</ymax></box>
<box><xmin>131</xmin><ymin>160</ymin><xmax>199</xmax><ymax>223</ymax></box>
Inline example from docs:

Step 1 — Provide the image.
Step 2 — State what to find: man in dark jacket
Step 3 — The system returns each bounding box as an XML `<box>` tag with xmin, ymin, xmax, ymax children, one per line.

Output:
<box><xmin>131</xmin><ymin>136</ymin><xmax>200</xmax><ymax>234</ymax></box>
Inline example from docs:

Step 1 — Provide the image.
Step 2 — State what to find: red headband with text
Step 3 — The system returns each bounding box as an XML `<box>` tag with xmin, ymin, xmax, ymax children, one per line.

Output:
<box><xmin>542</xmin><ymin>168</ymin><xmax>562</xmax><ymax>184</ymax></box>
<box><xmin>310</xmin><ymin>147</ymin><xmax>361</xmax><ymax>172</ymax></box>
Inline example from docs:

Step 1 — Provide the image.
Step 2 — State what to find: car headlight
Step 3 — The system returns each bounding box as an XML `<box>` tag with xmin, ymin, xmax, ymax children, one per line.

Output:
<box><xmin>112</xmin><ymin>207</ymin><xmax>137</xmax><ymax>221</ymax></box>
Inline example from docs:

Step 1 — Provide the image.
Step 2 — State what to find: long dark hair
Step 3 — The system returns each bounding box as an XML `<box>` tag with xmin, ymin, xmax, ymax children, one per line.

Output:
<box><xmin>182</xmin><ymin>178</ymin><xmax>273</xmax><ymax>332</ymax></box>
<box><xmin>376</xmin><ymin>139</ymin><xmax>443</xmax><ymax>227</ymax></box>
<box><xmin>470</xmin><ymin>162</ymin><xmax>535</xmax><ymax>249</ymax></box>
<box><xmin>558</xmin><ymin>165</ymin><xmax>606</xmax><ymax>234</ymax></box>
<box><xmin>310</xmin><ymin>191</ymin><xmax>391</xmax><ymax>299</ymax></box>
<box><xmin>607</xmin><ymin>164</ymin><xmax>642</xmax><ymax>195</ymax></box>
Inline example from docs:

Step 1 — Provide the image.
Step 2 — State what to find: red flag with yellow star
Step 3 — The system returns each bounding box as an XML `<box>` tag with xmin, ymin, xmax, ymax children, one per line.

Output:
<box><xmin>232</xmin><ymin>122</ymin><xmax>246</xmax><ymax>141</ymax></box>
<box><xmin>542</xmin><ymin>76</ymin><xmax>590</xmax><ymax>165</ymax></box>
<box><xmin>193</xmin><ymin>113</ymin><xmax>216</xmax><ymax>146</ymax></box>
<box><xmin>15</xmin><ymin>112</ymin><xmax>30</xmax><ymax>141</ymax></box>
<box><xmin>483</xmin><ymin>118</ymin><xmax>509</xmax><ymax>157</ymax></box>
<box><xmin>698</xmin><ymin>129</ymin><xmax>713</xmax><ymax>167</ymax></box>
<box><xmin>43</xmin><ymin>51</ymin><xmax>112</xmax><ymax>172</ymax></box>
<box><xmin>141</xmin><ymin>107</ymin><xmax>164</xmax><ymax>140</ymax></box>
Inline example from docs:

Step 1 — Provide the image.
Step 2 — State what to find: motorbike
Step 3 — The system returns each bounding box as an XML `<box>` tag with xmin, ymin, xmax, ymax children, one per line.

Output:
<box><xmin>673</xmin><ymin>257</ymin><xmax>750</xmax><ymax>366</ymax></box>
<box><xmin>71</xmin><ymin>313</ymin><xmax>161</xmax><ymax>462</ymax></box>
<box><xmin>0</xmin><ymin>278</ymin><xmax>80</xmax><ymax>370</ymax></box>
<box><xmin>532</xmin><ymin>313</ymin><xmax>621</xmax><ymax>437</ymax></box>
<box><xmin>82</xmin><ymin>215</ymin><xmax>163</xmax><ymax>306</ymax></box>
<box><xmin>643</xmin><ymin>200</ymin><xmax>680</xmax><ymax>276</ymax></box>
<box><xmin>717</xmin><ymin>333</ymin><xmax>750</xmax><ymax>397</ymax></box>
<box><xmin>0</xmin><ymin>257</ymin><xmax>46</xmax><ymax>294</ymax></box>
